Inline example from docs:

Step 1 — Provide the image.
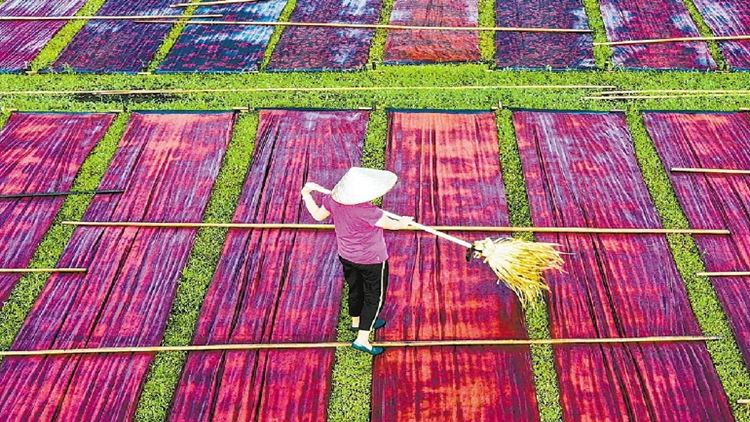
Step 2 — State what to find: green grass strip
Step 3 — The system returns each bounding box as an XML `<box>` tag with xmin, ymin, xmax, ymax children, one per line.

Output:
<box><xmin>260</xmin><ymin>0</ymin><xmax>300</xmax><ymax>70</ymax></box>
<box><xmin>146</xmin><ymin>1</ymin><xmax>201</xmax><ymax>72</ymax></box>
<box><xmin>628</xmin><ymin>111</ymin><xmax>750</xmax><ymax>421</ymax></box>
<box><xmin>368</xmin><ymin>0</ymin><xmax>395</xmax><ymax>65</ymax></box>
<box><xmin>134</xmin><ymin>112</ymin><xmax>258</xmax><ymax>422</ymax></box>
<box><xmin>0</xmin><ymin>111</ymin><xmax>129</xmax><ymax>357</ymax></box>
<box><xmin>681</xmin><ymin>0</ymin><xmax>728</xmax><ymax>70</ymax></box>
<box><xmin>496</xmin><ymin>109</ymin><xmax>563</xmax><ymax>422</ymax></box>
<box><xmin>580</xmin><ymin>0</ymin><xmax>613</xmax><ymax>69</ymax></box>
<box><xmin>478</xmin><ymin>0</ymin><xmax>496</xmax><ymax>63</ymax></box>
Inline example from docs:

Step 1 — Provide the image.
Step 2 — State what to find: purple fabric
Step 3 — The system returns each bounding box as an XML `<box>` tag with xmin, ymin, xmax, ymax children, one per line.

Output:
<box><xmin>600</xmin><ymin>0</ymin><xmax>716</xmax><ymax>69</ymax></box>
<box><xmin>266</xmin><ymin>0</ymin><xmax>383</xmax><ymax>71</ymax></box>
<box><xmin>692</xmin><ymin>0</ymin><xmax>750</xmax><ymax>70</ymax></box>
<box><xmin>0</xmin><ymin>112</ymin><xmax>234</xmax><ymax>421</ymax></box>
<box><xmin>644</xmin><ymin>111</ymin><xmax>750</xmax><ymax>369</ymax></box>
<box><xmin>0</xmin><ymin>0</ymin><xmax>88</xmax><ymax>72</ymax></box>
<box><xmin>514</xmin><ymin>110</ymin><xmax>732</xmax><ymax>421</ymax></box>
<box><xmin>0</xmin><ymin>112</ymin><xmax>114</xmax><ymax>304</ymax></box>
<box><xmin>321</xmin><ymin>196</ymin><xmax>387</xmax><ymax>264</ymax></box>
<box><xmin>495</xmin><ymin>0</ymin><xmax>594</xmax><ymax>69</ymax></box>
<box><xmin>157</xmin><ymin>0</ymin><xmax>287</xmax><ymax>73</ymax></box>
<box><xmin>52</xmin><ymin>0</ymin><xmax>181</xmax><ymax>73</ymax></box>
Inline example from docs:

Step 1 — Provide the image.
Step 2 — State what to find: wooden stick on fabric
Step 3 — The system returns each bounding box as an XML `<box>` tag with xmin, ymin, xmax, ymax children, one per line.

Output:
<box><xmin>697</xmin><ymin>272</ymin><xmax>750</xmax><ymax>277</ymax></box>
<box><xmin>671</xmin><ymin>168</ymin><xmax>750</xmax><ymax>175</ymax></box>
<box><xmin>0</xmin><ymin>268</ymin><xmax>87</xmax><ymax>274</ymax></box>
<box><xmin>0</xmin><ymin>336</ymin><xmax>721</xmax><ymax>356</ymax></box>
<box><xmin>595</xmin><ymin>35</ymin><xmax>750</xmax><ymax>47</ymax></box>
<box><xmin>0</xmin><ymin>14</ymin><xmax>221</xmax><ymax>21</ymax></box>
<box><xmin>171</xmin><ymin>0</ymin><xmax>259</xmax><ymax>7</ymax></box>
<box><xmin>135</xmin><ymin>20</ymin><xmax>594</xmax><ymax>34</ymax></box>
<box><xmin>61</xmin><ymin>221</ymin><xmax>730</xmax><ymax>235</ymax></box>
<box><xmin>0</xmin><ymin>189</ymin><xmax>124</xmax><ymax>200</ymax></box>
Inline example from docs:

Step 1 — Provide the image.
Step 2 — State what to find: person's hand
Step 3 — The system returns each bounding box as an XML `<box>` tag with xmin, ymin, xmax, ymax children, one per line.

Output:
<box><xmin>301</xmin><ymin>182</ymin><xmax>319</xmax><ymax>197</ymax></box>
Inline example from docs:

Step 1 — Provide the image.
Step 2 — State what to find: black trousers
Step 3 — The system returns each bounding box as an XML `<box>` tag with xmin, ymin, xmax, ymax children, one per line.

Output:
<box><xmin>339</xmin><ymin>256</ymin><xmax>389</xmax><ymax>332</ymax></box>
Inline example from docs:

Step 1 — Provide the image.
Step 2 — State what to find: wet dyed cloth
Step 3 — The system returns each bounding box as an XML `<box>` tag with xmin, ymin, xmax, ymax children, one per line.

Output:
<box><xmin>267</xmin><ymin>0</ymin><xmax>383</xmax><ymax>71</ymax></box>
<box><xmin>384</xmin><ymin>0</ymin><xmax>480</xmax><ymax>64</ymax></box>
<box><xmin>0</xmin><ymin>112</ymin><xmax>234</xmax><ymax>421</ymax></box>
<box><xmin>52</xmin><ymin>0</ymin><xmax>181</xmax><ymax>73</ymax></box>
<box><xmin>692</xmin><ymin>0</ymin><xmax>750</xmax><ymax>70</ymax></box>
<box><xmin>0</xmin><ymin>0</ymin><xmax>88</xmax><ymax>72</ymax></box>
<box><xmin>599</xmin><ymin>0</ymin><xmax>715</xmax><ymax>69</ymax></box>
<box><xmin>168</xmin><ymin>109</ymin><xmax>369</xmax><ymax>421</ymax></box>
<box><xmin>372</xmin><ymin>110</ymin><xmax>539</xmax><ymax>421</ymax></box>
<box><xmin>157</xmin><ymin>0</ymin><xmax>287</xmax><ymax>73</ymax></box>
<box><xmin>514</xmin><ymin>110</ymin><xmax>732</xmax><ymax>421</ymax></box>
<box><xmin>495</xmin><ymin>0</ymin><xmax>594</xmax><ymax>69</ymax></box>
<box><xmin>645</xmin><ymin>111</ymin><xmax>750</xmax><ymax>369</ymax></box>
<box><xmin>0</xmin><ymin>112</ymin><xmax>114</xmax><ymax>304</ymax></box>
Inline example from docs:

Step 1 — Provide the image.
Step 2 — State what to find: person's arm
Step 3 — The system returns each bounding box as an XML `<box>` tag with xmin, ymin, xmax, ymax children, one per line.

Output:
<box><xmin>375</xmin><ymin>212</ymin><xmax>413</xmax><ymax>230</ymax></box>
<box><xmin>301</xmin><ymin>182</ymin><xmax>331</xmax><ymax>221</ymax></box>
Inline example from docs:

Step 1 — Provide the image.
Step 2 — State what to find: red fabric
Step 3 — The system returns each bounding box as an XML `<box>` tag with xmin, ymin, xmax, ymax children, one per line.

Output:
<box><xmin>384</xmin><ymin>0</ymin><xmax>480</xmax><ymax>63</ymax></box>
<box><xmin>644</xmin><ymin>111</ymin><xmax>750</xmax><ymax>369</ymax></box>
<box><xmin>514</xmin><ymin>110</ymin><xmax>732</xmax><ymax>421</ymax></box>
<box><xmin>168</xmin><ymin>110</ymin><xmax>369</xmax><ymax>422</ymax></box>
<box><xmin>0</xmin><ymin>112</ymin><xmax>114</xmax><ymax>304</ymax></box>
<box><xmin>372</xmin><ymin>111</ymin><xmax>539</xmax><ymax>422</ymax></box>
<box><xmin>0</xmin><ymin>112</ymin><xmax>234</xmax><ymax>421</ymax></box>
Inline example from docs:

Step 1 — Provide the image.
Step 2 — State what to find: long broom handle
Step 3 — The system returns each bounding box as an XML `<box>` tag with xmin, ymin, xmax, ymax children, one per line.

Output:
<box><xmin>381</xmin><ymin>211</ymin><xmax>473</xmax><ymax>248</ymax></box>
<box><xmin>0</xmin><ymin>336</ymin><xmax>720</xmax><ymax>356</ymax></box>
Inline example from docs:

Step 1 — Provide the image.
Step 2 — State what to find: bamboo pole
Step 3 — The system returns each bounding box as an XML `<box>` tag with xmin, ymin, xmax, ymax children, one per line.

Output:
<box><xmin>595</xmin><ymin>35</ymin><xmax>750</xmax><ymax>47</ymax></box>
<box><xmin>0</xmin><ymin>336</ymin><xmax>721</xmax><ymax>356</ymax></box>
<box><xmin>0</xmin><ymin>85</ymin><xmax>617</xmax><ymax>96</ymax></box>
<box><xmin>172</xmin><ymin>0</ymin><xmax>259</xmax><ymax>7</ymax></box>
<box><xmin>0</xmin><ymin>189</ymin><xmax>124</xmax><ymax>200</ymax></box>
<box><xmin>739</xmin><ymin>399</ymin><xmax>750</xmax><ymax>404</ymax></box>
<box><xmin>671</xmin><ymin>168</ymin><xmax>750</xmax><ymax>175</ymax></box>
<box><xmin>583</xmin><ymin>93</ymin><xmax>750</xmax><ymax>100</ymax></box>
<box><xmin>0</xmin><ymin>14</ymin><xmax>221</xmax><ymax>21</ymax></box>
<box><xmin>0</xmin><ymin>268</ymin><xmax>87</xmax><ymax>274</ymax></box>
<box><xmin>136</xmin><ymin>20</ymin><xmax>593</xmax><ymax>34</ymax></box>
<box><xmin>598</xmin><ymin>89</ymin><xmax>750</xmax><ymax>96</ymax></box>
<box><xmin>60</xmin><ymin>221</ymin><xmax>729</xmax><ymax>235</ymax></box>
<box><xmin>697</xmin><ymin>272</ymin><xmax>750</xmax><ymax>277</ymax></box>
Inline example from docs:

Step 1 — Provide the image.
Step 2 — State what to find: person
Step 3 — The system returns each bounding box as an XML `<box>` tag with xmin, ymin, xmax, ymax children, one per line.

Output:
<box><xmin>301</xmin><ymin>167</ymin><xmax>412</xmax><ymax>356</ymax></box>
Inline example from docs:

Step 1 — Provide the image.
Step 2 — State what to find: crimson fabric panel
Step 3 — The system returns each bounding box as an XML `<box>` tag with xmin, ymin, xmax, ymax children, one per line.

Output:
<box><xmin>692</xmin><ymin>0</ymin><xmax>750</xmax><ymax>70</ymax></box>
<box><xmin>514</xmin><ymin>110</ymin><xmax>732</xmax><ymax>421</ymax></box>
<box><xmin>372</xmin><ymin>110</ymin><xmax>539</xmax><ymax>421</ymax></box>
<box><xmin>495</xmin><ymin>0</ymin><xmax>595</xmax><ymax>69</ymax></box>
<box><xmin>0</xmin><ymin>0</ymin><xmax>88</xmax><ymax>72</ymax></box>
<box><xmin>644</xmin><ymin>111</ymin><xmax>750</xmax><ymax>368</ymax></box>
<box><xmin>0</xmin><ymin>112</ymin><xmax>114</xmax><ymax>304</ymax></box>
<box><xmin>0</xmin><ymin>111</ymin><xmax>234</xmax><ymax>421</ymax></box>
<box><xmin>266</xmin><ymin>0</ymin><xmax>384</xmax><ymax>71</ymax></box>
<box><xmin>383</xmin><ymin>0</ymin><xmax>480</xmax><ymax>64</ymax></box>
<box><xmin>157</xmin><ymin>0</ymin><xmax>287</xmax><ymax>73</ymax></box>
<box><xmin>599</xmin><ymin>0</ymin><xmax>715</xmax><ymax>69</ymax></box>
<box><xmin>52</xmin><ymin>0</ymin><xmax>181</xmax><ymax>73</ymax></box>
<box><xmin>168</xmin><ymin>109</ymin><xmax>369</xmax><ymax>421</ymax></box>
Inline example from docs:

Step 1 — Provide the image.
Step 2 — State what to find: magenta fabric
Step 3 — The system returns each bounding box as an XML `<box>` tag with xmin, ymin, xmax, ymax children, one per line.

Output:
<box><xmin>321</xmin><ymin>196</ymin><xmax>387</xmax><ymax>264</ymax></box>
<box><xmin>644</xmin><ymin>111</ymin><xmax>750</xmax><ymax>369</ymax></box>
<box><xmin>0</xmin><ymin>0</ymin><xmax>88</xmax><ymax>72</ymax></box>
<box><xmin>0</xmin><ymin>112</ymin><xmax>114</xmax><ymax>304</ymax></box>
<box><xmin>372</xmin><ymin>111</ymin><xmax>539</xmax><ymax>421</ymax></box>
<box><xmin>692</xmin><ymin>0</ymin><xmax>750</xmax><ymax>70</ymax></box>
<box><xmin>495</xmin><ymin>0</ymin><xmax>595</xmax><ymax>69</ymax></box>
<box><xmin>168</xmin><ymin>109</ymin><xmax>369</xmax><ymax>422</ymax></box>
<box><xmin>0</xmin><ymin>112</ymin><xmax>234</xmax><ymax>421</ymax></box>
<box><xmin>514</xmin><ymin>110</ymin><xmax>732</xmax><ymax>421</ymax></box>
<box><xmin>52</xmin><ymin>0</ymin><xmax>181</xmax><ymax>73</ymax></box>
<box><xmin>599</xmin><ymin>0</ymin><xmax>716</xmax><ymax>69</ymax></box>
<box><xmin>266</xmin><ymin>0</ymin><xmax>384</xmax><ymax>71</ymax></box>
<box><xmin>384</xmin><ymin>0</ymin><xmax>481</xmax><ymax>64</ymax></box>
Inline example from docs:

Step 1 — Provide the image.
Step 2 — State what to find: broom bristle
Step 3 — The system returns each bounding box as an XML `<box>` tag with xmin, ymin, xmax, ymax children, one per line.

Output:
<box><xmin>472</xmin><ymin>237</ymin><xmax>564</xmax><ymax>309</ymax></box>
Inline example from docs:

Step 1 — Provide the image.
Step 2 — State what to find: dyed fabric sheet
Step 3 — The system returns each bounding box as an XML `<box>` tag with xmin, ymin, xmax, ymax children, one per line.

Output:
<box><xmin>0</xmin><ymin>0</ymin><xmax>87</xmax><ymax>72</ymax></box>
<box><xmin>157</xmin><ymin>0</ymin><xmax>287</xmax><ymax>73</ymax></box>
<box><xmin>0</xmin><ymin>112</ymin><xmax>233</xmax><ymax>421</ymax></box>
<box><xmin>169</xmin><ymin>110</ymin><xmax>368</xmax><ymax>421</ymax></box>
<box><xmin>599</xmin><ymin>0</ymin><xmax>715</xmax><ymax>69</ymax></box>
<box><xmin>645</xmin><ymin>112</ymin><xmax>750</xmax><ymax>369</ymax></box>
<box><xmin>693</xmin><ymin>0</ymin><xmax>750</xmax><ymax>70</ymax></box>
<box><xmin>495</xmin><ymin>0</ymin><xmax>594</xmax><ymax>69</ymax></box>
<box><xmin>52</xmin><ymin>0</ymin><xmax>181</xmax><ymax>73</ymax></box>
<box><xmin>515</xmin><ymin>111</ymin><xmax>732</xmax><ymax>421</ymax></box>
<box><xmin>372</xmin><ymin>111</ymin><xmax>539</xmax><ymax>421</ymax></box>
<box><xmin>267</xmin><ymin>0</ymin><xmax>383</xmax><ymax>71</ymax></box>
<box><xmin>384</xmin><ymin>0</ymin><xmax>480</xmax><ymax>64</ymax></box>
<box><xmin>0</xmin><ymin>112</ymin><xmax>113</xmax><ymax>304</ymax></box>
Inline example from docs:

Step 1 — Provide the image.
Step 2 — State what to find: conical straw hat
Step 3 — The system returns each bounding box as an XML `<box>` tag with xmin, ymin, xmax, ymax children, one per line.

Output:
<box><xmin>331</xmin><ymin>167</ymin><xmax>398</xmax><ymax>205</ymax></box>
